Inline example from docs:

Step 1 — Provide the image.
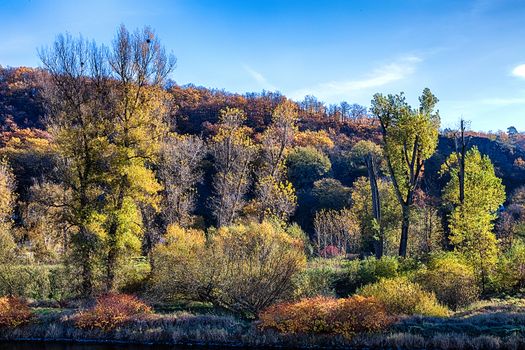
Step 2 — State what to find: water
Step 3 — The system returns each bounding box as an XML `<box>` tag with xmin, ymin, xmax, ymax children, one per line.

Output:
<box><xmin>0</xmin><ymin>342</ymin><xmax>220</xmax><ymax>350</ymax></box>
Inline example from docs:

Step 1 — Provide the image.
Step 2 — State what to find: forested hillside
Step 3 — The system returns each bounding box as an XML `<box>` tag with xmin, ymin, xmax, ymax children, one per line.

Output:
<box><xmin>3</xmin><ymin>26</ymin><xmax>525</xmax><ymax>348</ymax></box>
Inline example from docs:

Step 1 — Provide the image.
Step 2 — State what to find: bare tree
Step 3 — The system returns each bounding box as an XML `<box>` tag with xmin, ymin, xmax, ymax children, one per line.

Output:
<box><xmin>159</xmin><ymin>134</ymin><xmax>206</xmax><ymax>227</ymax></box>
<box><xmin>209</xmin><ymin>107</ymin><xmax>256</xmax><ymax>227</ymax></box>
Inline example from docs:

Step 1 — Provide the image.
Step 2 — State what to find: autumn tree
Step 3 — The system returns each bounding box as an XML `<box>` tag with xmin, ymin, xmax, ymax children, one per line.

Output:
<box><xmin>102</xmin><ymin>25</ymin><xmax>175</xmax><ymax>291</ymax></box>
<box><xmin>39</xmin><ymin>25</ymin><xmax>176</xmax><ymax>293</ymax></box>
<box><xmin>159</xmin><ymin>134</ymin><xmax>206</xmax><ymax>228</ymax></box>
<box><xmin>371</xmin><ymin>88</ymin><xmax>440</xmax><ymax>257</ymax></box>
<box><xmin>209</xmin><ymin>107</ymin><xmax>256</xmax><ymax>227</ymax></box>
<box><xmin>255</xmin><ymin>100</ymin><xmax>298</xmax><ymax>222</ymax></box>
<box><xmin>442</xmin><ymin>147</ymin><xmax>505</xmax><ymax>290</ymax></box>
<box><xmin>314</xmin><ymin>208</ymin><xmax>359</xmax><ymax>256</ymax></box>
<box><xmin>39</xmin><ymin>33</ymin><xmax>112</xmax><ymax>295</ymax></box>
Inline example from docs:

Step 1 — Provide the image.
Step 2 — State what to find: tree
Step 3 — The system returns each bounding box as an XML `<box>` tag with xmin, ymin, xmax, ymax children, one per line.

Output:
<box><xmin>209</xmin><ymin>107</ymin><xmax>256</xmax><ymax>227</ymax></box>
<box><xmin>39</xmin><ymin>33</ymin><xmax>112</xmax><ymax>295</ymax></box>
<box><xmin>314</xmin><ymin>208</ymin><xmax>359</xmax><ymax>256</ymax></box>
<box><xmin>371</xmin><ymin>88</ymin><xmax>440</xmax><ymax>257</ymax></box>
<box><xmin>350</xmin><ymin>177</ymin><xmax>401</xmax><ymax>256</ymax></box>
<box><xmin>286</xmin><ymin>146</ymin><xmax>331</xmax><ymax>189</ymax></box>
<box><xmin>255</xmin><ymin>100</ymin><xmax>298</xmax><ymax>222</ymax></box>
<box><xmin>39</xmin><ymin>25</ymin><xmax>176</xmax><ymax>293</ymax></box>
<box><xmin>159</xmin><ymin>134</ymin><xmax>206</xmax><ymax>228</ymax></box>
<box><xmin>311</xmin><ymin>178</ymin><xmax>351</xmax><ymax>211</ymax></box>
<box><xmin>441</xmin><ymin>147</ymin><xmax>505</xmax><ymax>290</ymax></box>
<box><xmin>347</xmin><ymin>140</ymin><xmax>385</xmax><ymax>257</ymax></box>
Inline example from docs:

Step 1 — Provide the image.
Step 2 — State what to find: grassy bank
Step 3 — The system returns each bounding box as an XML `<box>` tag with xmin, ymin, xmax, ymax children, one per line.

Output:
<box><xmin>3</xmin><ymin>300</ymin><xmax>525</xmax><ymax>350</ymax></box>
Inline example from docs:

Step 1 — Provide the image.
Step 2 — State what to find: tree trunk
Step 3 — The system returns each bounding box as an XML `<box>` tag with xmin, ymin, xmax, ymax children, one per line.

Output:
<box><xmin>399</xmin><ymin>204</ymin><xmax>411</xmax><ymax>257</ymax></box>
<box><xmin>367</xmin><ymin>154</ymin><xmax>383</xmax><ymax>259</ymax></box>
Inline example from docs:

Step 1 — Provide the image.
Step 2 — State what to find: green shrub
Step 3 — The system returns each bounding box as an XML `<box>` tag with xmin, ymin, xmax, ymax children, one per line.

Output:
<box><xmin>340</xmin><ymin>256</ymin><xmax>400</xmax><ymax>296</ymax></box>
<box><xmin>0</xmin><ymin>264</ymin><xmax>77</xmax><ymax>301</ymax></box>
<box><xmin>358</xmin><ymin>277</ymin><xmax>449</xmax><ymax>317</ymax></box>
<box><xmin>415</xmin><ymin>253</ymin><xmax>479</xmax><ymax>309</ymax></box>
<box><xmin>494</xmin><ymin>240</ymin><xmax>525</xmax><ymax>294</ymax></box>
<box><xmin>293</xmin><ymin>258</ymin><xmax>343</xmax><ymax>298</ymax></box>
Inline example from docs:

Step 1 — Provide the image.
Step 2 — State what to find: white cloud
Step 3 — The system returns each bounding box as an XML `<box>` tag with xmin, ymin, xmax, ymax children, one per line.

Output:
<box><xmin>242</xmin><ymin>64</ymin><xmax>277</xmax><ymax>91</ymax></box>
<box><xmin>512</xmin><ymin>64</ymin><xmax>525</xmax><ymax>79</ymax></box>
<box><xmin>289</xmin><ymin>55</ymin><xmax>422</xmax><ymax>102</ymax></box>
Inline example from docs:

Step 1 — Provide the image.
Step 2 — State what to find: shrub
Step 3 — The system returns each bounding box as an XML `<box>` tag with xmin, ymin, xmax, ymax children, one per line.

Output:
<box><xmin>0</xmin><ymin>264</ymin><xmax>77</xmax><ymax>301</ymax></box>
<box><xmin>340</xmin><ymin>256</ymin><xmax>400</xmax><ymax>296</ymax></box>
<box><xmin>0</xmin><ymin>296</ymin><xmax>33</xmax><ymax>328</ymax></box>
<box><xmin>494</xmin><ymin>240</ymin><xmax>525</xmax><ymax>293</ymax></box>
<box><xmin>358</xmin><ymin>277</ymin><xmax>449</xmax><ymax>317</ymax></box>
<box><xmin>415</xmin><ymin>253</ymin><xmax>479</xmax><ymax>309</ymax></box>
<box><xmin>74</xmin><ymin>294</ymin><xmax>152</xmax><ymax>331</ymax></box>
<box><xmin>151</xmin><ymin>221</ymin><xmax>307</xmax><ymax>318</ymax></box>
<box><xmin>259</xmin><ymin>295</ymin><xmax>391</xmax><ymax>338</ymax></box>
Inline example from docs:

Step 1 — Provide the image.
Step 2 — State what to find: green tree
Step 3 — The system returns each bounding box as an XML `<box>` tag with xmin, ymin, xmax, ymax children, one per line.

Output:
<box><xmin>286</xmin><ymin>146</ymin><xmax>331</xmax><ymax>189</ymax></box>
<box><xmin>442</xmin><ymin>147</ymin><xmax>505</xmax><ymax>290</ymax></box>
<box><xmin>371</xmin><ymin>88</ymin><xmax>440</xmax><ymax>257</ymax></box>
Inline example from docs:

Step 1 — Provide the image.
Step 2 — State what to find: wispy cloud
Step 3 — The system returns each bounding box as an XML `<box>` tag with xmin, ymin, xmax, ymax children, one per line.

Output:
<box><xmin>289</xmin><ymin>55</ymin><xmax>422</xmax><ymax>102</ymax></box>
<box><xmin>512</xmin><ymin>64</ymin><xmax>525</xmax><ymax>79</ymax></box>
<box><xmin>242</xmin><ymin>64</ymin><xmax>277</xmax><ymax>91</ymax></box>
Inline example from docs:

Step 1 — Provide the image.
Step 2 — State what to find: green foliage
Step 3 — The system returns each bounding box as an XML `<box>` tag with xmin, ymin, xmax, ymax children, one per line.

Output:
<box><xmin>350</xmin><ymin>177</ymin><xmax>401</xmax><ymax>255</ymax></box>
<box><xmin>358</xmin><ymin>276</ymin><xmax>450</xmax><ymax>317</ymax></box>
<box><xmin>311</xmin><ymin>178</ymin><xmax>351</xmax><ymax>210</ymax></box>
<box><xmin>415</xmin><ymin>253</ymin><xmax>479</xmax><ymax>309</ymax></box>
<box><xmin>442</xmin><ymin>147</ymin><xmax>505</xmax><ymax>288</ymax></box>
<box><xmin>494</xmin><ymin>240</ymin><xmax>525</xmax><ymax>293</ymax></box>
<box><xmin>286</xmin><ymin>146</ymin><xmax>331</xmax><ymax>189</ymax></box>
<box><xmin>0</xmin><ymin>265</ymin><xmax>78</xmax><ymax>301</ymax></box>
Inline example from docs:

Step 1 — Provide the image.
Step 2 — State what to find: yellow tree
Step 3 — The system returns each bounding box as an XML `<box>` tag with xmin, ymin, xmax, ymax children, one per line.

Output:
<box><xmin>442</xmin><ymin>147</ymin><xmax>505</xmax><ymax>290</ymax></box>
<box><xmin>255</xmin><ymin>100</ymin><xmax>298</xmax><ymax>222</ymax></box>
<box><xmin>371</xmin><ymin>88</ymin><xmax>440</xmax><ymax>257</ymax></box>
<box><xmin>209</xmin><ymin>107</ymin><xmax>256</xmax><ymax>227</ymax></box>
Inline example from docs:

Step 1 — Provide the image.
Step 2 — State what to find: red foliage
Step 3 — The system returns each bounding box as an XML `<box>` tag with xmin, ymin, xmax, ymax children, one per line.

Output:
<box><xmin>259</xmin><ymin>295</ymin><xmax>391</xmax><ymax>338</ymax></box>
<box><xmin>0</xmin><ymin>296</ymin><xmax>34</xmax><ymax>328</ymax></box>
<box><xmin>74</xmin><ymin>294</ymin><xmax>152</xmax><ymax>331</ymax></box>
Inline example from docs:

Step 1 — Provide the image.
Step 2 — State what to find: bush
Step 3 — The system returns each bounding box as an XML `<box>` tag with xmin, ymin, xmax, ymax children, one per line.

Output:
<box><xmin>358</xmin><ymin>277</ymin><xmax>449</xmax><ymax>317</ymax></box>
<box><xmin>0</xmin><ymin>264</ymin><xmax>77</xmax><ymax>301</ymax></box>
<box><xmin>340</xmin><ymin>256</ymin><xmax>400</xmax><ymax>296</ymax></box>
<box><xmin>151</xmin><ymin>221</ymin><xmax>307</xmax><ymax>318</ymax></box>
<box><xmin>494</xmin><ymin>240</ymin><xmax>525</xmax><ymax>294</ymax></box>
<box><xmin>74</xmin><ymin>294</ymin><xmax>152</xmax><ymax>331</ymax></box>
<box><xmin>0</xmin><ymin>296</ymin><xmax>33</xmax><ymax>328</ymax></box>
<box><xmin>415</xmin><ymin>253</ymin><xmax>479</xmax><ymax>309</ymax></box>
<box><xmin>259</xmin><ymin>295</ymin><xmax>391</xmax><ymax>338</ymax></box>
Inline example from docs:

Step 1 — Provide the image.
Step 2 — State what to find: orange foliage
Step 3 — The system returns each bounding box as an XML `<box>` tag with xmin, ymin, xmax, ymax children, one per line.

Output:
<box><xmin>259</xmin><ymin>295</ymin><xmax>391</xmax><ymax>338</ymax></box>
<box><xmin>0</xmin><ymin>297</ymin><xmax>34</xmax><ymax>328</ymax></box>
<box><xmin>74</xmin><ymin>294</ymin><xmax>152</xmax><ymax>331</ymax></box>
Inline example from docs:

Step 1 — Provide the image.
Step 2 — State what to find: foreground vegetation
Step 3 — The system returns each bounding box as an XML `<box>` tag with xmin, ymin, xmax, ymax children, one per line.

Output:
<box><xmin>2</xmin><ymin>24</ymin><xmax>525</xmax><ymax>349</ymax></box>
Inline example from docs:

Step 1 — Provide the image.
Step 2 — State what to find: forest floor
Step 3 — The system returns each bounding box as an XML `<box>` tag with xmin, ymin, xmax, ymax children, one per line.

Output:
<box><xmin>3</xmin><ymin>299</ymin><xmax>525</xmax><ymax>349</ymax></box>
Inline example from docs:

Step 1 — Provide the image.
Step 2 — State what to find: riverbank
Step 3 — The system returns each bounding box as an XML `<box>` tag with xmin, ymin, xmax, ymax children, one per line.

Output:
<box><xmin>3</xmin><ymin>300</ymin><xmax>525</xmax><ymax>350</ymax></box>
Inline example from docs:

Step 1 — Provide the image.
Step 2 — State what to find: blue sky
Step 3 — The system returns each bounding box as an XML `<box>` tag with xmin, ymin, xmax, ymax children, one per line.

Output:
<box><xmin>1</xmin><ymin>0</ymin><xmax>525</xmax><ymax>131</ymax></box>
